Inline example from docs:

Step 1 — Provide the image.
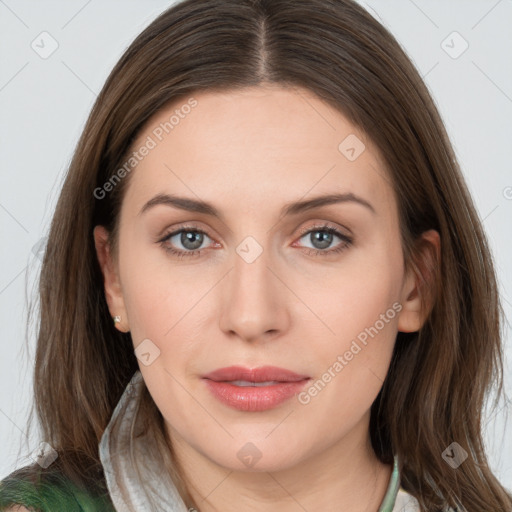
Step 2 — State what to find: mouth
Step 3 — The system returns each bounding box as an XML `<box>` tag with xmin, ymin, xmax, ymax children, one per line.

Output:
<box><xmin>226</xmin><ymin>380</ymin><xmax>284</xmax><ymax>387</ymax></box>
<box><xmin>202</xmin><ymin>365</ymin><xmax>310</xmax><ymax>383</ymax></box>
<box><xmin>202</xmin><ymin>365</ymin><xmax>310</xmax><ymax>412</ymax></box>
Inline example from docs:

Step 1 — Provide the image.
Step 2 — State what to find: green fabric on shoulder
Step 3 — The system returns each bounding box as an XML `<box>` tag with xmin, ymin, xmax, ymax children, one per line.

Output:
<box><xmin>0</xmin><ymin>466</ymin><xmax>116</xmax><ymax>512</ymax></box>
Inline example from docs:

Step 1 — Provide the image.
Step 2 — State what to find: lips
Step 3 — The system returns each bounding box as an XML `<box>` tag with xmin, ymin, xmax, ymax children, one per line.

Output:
<box><xmin>202</xmin><ymin>365</ymin><xmax>310</xmax><ymax>383</ymax></box>
<box><xmin>202</xmin><ymin>365</ymin><xmax>311</xmax><ymax>412</ymax></box>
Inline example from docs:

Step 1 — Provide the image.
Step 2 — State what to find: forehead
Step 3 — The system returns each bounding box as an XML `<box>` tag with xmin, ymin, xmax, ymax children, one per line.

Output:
<box><xmin>123</xmin><ymin>85</ymin><xmax>393</xmax><ymax>217</ymax></box>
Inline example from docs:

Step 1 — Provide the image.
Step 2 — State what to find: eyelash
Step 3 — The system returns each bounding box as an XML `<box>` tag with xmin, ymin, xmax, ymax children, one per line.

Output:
<box><xmin>158</xmin><ymin>222</ymin><xmax>353</xmax><ymax>259</ymax></box>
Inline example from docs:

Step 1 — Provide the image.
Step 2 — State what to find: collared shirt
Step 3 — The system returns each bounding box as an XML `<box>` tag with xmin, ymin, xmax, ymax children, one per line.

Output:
<box><xmin>99</xmin><ymin>370</ymin><xmax>427</xmax><ymax>512</ymax></box>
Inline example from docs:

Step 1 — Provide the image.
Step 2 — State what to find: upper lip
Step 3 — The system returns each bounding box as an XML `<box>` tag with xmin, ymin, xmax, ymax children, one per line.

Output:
<box><xmin>202</xmin><ymin>365</ymin><xmax>310</xmax><ymax>383</ymax></box>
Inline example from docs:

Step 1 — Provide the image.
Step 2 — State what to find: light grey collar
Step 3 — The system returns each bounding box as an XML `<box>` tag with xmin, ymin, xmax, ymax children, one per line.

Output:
<box><xmin>99</xmin><ymin>370</ymin><xmax>189</xmax><ymax>512</ymax></box>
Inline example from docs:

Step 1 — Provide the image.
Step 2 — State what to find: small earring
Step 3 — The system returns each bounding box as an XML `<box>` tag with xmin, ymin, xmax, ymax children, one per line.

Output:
<box><xmin>113</xmin><ymin>316</ymin><xmax>121</xmax><ymax>325</ymax></box>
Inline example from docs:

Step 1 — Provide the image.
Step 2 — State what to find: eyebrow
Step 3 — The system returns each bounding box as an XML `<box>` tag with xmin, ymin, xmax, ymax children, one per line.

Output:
<box><xmin>138</xmin><ymin>192</ymin><xmax>376</xmax><ymax>219</ymax></box>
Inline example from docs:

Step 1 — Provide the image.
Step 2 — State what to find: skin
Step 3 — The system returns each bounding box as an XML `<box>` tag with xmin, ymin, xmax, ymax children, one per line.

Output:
<box><xmin>94</xmin><ymin>83</ymin><xmax>439</xmax><ymax>512</ymax></box>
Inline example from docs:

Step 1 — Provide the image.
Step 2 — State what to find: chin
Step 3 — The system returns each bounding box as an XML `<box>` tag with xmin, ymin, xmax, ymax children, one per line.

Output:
<box><xmin>200</xmin><ymin>438</ymin><xmax>307</xmax><ymax>474</ymax></box>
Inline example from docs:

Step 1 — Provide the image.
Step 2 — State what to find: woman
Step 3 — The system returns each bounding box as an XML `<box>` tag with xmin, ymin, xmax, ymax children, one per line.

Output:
<box><xmin>1</xmin><ymin>0</ymin><xmax>511</xmax><ymax>511</ymax></box>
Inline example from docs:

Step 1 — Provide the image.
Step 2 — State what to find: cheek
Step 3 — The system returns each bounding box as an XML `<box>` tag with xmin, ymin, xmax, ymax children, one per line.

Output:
<box><xmin>117</xmin><ymin>233</ymin><xmax>178</xmax><ymax>352</ymax></box>
<box><xmin>295</xmin><ymin>280</ymin><xmax>400</xmax><ymax>438</ymax></box>
<box><xmin>313</xmin><ymin>242</ymin><xmax>402</xmax><ymax>343</ymax></box>
<box><xmin>307</xmin><ymin>282</ymin><xmax>398</xmax><ymax>399</ymax></box>
<box><xmin>119</xmin><ymin>223</ymin><xmax>181</xmax><ymax>318</ymax></box>
<box><xmin>301</xmin><ymin>236</ymin><xmax>403</xmax><ymax>399</ymax></box>
<box><xmin>119</xmin><ymin>238</ymin><xmax>212</xmax><ymax>374</ymax></box>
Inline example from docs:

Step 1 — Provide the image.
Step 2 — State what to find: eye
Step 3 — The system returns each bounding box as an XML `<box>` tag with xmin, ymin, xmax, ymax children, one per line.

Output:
<box><xmin>158</xmin><ymin>225</ymin><xmax>216</xmax><ymax>259</ymax></box>
<box><xmin>158</xmin><ymin>222</ymin><xmax>353</xmax><ymax>259</ymax></box>
<box><xmin>294</xmin><ymin>223</ymin><xmax>353</xmax><ymax>257</ymax></box>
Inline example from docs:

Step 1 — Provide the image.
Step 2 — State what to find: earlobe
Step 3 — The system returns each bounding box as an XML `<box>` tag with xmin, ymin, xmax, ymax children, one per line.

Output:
<box><xmin>397</xmin><ymin>229</ymin><xmax>441</xmax><ymax>333</ymax></box>
<box><xmin>93</xmin><ymin>225</ymin><xmax>130</xmax><ymax>333</ymax></box>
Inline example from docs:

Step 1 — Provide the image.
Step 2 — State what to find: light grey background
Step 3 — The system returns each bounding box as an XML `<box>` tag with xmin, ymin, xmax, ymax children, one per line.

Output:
<box><xmin>1</xmin><ymin>0</ymin><xmax>511</xmax><ymax>490</ymax></box>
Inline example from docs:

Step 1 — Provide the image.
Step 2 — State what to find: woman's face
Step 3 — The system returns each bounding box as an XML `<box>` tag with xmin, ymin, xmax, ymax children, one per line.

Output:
<box><xmin>95</xmin><ymin>84</ymin><xmax>429</xmax><ymax>473</ymax></box>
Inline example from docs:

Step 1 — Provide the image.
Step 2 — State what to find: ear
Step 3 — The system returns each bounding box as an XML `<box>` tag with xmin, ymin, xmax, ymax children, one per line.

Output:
<box><xmin>93</xmin><ymin>225</ymin><xmax>130</xmax><ymax>333</ymax></box>
<box><xmin>397</xmin><ymin>229</ymin><xmax>440</xmax><ymax>333</ymax></box>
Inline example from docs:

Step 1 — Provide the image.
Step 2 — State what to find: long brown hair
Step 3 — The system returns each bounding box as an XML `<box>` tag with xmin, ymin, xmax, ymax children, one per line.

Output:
<box><xmin>9</xmin><ymin>0</ymin><xmax>512</xmax><ymax>510</ymax></box>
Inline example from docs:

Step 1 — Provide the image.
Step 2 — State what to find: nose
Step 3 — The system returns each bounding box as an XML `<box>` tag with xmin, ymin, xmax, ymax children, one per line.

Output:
<box><xmin>218</xmin><ymin>239</ymin><xmax>290</xmax><ymax>343</ymax></box>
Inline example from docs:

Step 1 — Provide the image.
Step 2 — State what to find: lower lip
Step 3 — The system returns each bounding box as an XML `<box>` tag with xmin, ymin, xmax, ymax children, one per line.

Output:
<box><xmin>203</xmin><ymin>379</ymin><xmax>309</xmax><ymax>412</ymax></box>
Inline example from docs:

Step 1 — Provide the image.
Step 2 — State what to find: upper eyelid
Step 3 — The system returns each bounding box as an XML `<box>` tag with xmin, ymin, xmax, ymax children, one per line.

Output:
<box><xmin>297</xmin><ymin>222</ymin><xmax>351</xmax><ymax>236</ymax></box>
<box><xmin>161</xmin><ymin>222</ymin><xmax>348</xmax><ymax>237</ymax></box>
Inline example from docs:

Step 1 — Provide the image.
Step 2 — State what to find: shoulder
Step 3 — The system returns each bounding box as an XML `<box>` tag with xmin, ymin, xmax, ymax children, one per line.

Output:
<box><xmin>0</xmin><ymin>463</ymin><xmax>115</xmax><ymax>512</ymax></box>
<box><xmin>394</xmin><ymin>487</ymin><xmax>421</xmax><ymax>511</ymax></box>
<box><xmin>395</xmin><ymin>487</ymin><xmax>458</xmax><ymax>512</ymax></box>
